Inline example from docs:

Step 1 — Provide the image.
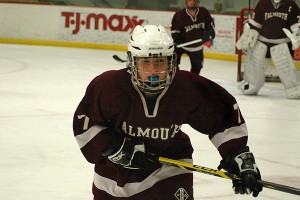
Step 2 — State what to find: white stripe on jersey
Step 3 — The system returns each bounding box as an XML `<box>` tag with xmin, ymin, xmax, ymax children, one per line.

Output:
<box><xmin>182</xmin><ymin>45</ymin><xmax>204</xmax><ymax>52</ymax></box>
<box><xmin>258</xmin><ymin>35</ymin><xmax>290</xmax><ymax>44</ymax></box>
<box><xmin>75</xmin><ymin>125</ymin><xmax>107</xmax><ymax>148</ymax></box>
<box><xmin>210</xmin><ymin>123</ymin><xmax>248</xmax><ymax>149</ymax></box>
<box><xmin>93</xmin><ymin>159</ymin><xmax>193</xmax><ymax>197</ymax></box>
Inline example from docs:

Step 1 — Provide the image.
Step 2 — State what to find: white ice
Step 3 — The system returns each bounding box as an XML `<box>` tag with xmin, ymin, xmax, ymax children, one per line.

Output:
<box><xmin>0</xmin><ymin>44</ymin><xmax>299</xmax><ymax>200</ymax></box>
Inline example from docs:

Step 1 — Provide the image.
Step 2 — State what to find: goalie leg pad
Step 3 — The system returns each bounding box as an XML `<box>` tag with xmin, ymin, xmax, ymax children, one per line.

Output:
<box><xmin>238</xmin><ymin>41</ymin><xmax>268</xmax><ymax>95</ymax></box>
<box><xmin>270</xmin><ymin>43</ymin><xmax>300</xmax><ymax>99</ymax></box>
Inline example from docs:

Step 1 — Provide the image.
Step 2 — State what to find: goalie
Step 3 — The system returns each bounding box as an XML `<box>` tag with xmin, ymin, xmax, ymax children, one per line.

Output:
<box><xmin>236</xmin><ymin>0</ymin><xmax>300</xmax><ymax>99</ymax></box>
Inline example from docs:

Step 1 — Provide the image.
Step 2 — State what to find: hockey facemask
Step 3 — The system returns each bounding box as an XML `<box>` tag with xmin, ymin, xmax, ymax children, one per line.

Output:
<box><xmin>127</xmin><ymin>25</ymin><xmax>177</xmax><ymax>94</ymax></box>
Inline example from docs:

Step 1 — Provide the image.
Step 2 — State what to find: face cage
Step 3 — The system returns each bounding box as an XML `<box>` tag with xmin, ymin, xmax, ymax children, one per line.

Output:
<box><xmin>128</xmin><ymin>53</ymin><xmax>177</xmax><ymax>94</ymax></box>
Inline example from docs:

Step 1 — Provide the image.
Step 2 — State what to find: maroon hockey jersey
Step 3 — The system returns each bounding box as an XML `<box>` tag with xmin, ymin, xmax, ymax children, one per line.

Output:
<box><xmin>250</xmin><ymin>0</ymin><xmax>300</xmax><ymax>44</ymax></box>
<box><xmin>171</xmin><ymin>7</ymin><xmax>215</xmax><ymax>47</ymax></box>
<box><xmin>73</xmin><ymin>68</ymin><xmax>248</xmax><ymax>199</ymax></box>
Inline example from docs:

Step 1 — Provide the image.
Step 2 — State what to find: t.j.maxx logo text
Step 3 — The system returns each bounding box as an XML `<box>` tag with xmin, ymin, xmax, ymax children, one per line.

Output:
<box><xmin>61</xmin><ymin>12</ymin><xmax>145</xmax><ymax>34</ymax></box>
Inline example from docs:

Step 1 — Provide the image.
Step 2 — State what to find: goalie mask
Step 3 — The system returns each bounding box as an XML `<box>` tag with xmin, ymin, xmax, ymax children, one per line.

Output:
<box><xmin>127</xmin><ymin>25</ymin><xmax>176</xmax><ymax>94</ymax></box>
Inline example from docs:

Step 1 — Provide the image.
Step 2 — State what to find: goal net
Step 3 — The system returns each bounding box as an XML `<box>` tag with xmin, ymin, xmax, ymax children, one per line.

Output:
<box><xmin>236</xmin><ymin>7</ymin><xmax>300</xmax><ymax>82</ymax></box>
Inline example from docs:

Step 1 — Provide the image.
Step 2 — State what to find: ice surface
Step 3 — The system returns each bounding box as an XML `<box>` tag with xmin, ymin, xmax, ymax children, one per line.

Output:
<box><xmin>0</xmin><ymin>44</ymin><xmax>299</xmax><ymax>200</ymax></box>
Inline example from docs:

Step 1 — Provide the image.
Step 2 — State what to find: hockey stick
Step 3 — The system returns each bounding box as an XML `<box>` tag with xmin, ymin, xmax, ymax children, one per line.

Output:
<box><xmin>176</xmin><ymin>38</ymin><xmax>202</xmax><ymax>48</ymax></box>
<box><xmin>112</xmin><ymin>54</ymin><xmax>127</xmax><ymax>63</ymax></box>
<box><xmin>159</xmin><ymin>157</ymin><xmax>300</xmax><ymax>196</ymax></box>
<box><xmin>112</xmin><ymin>38</ymin><xmax>203</xmax><ymax>63</ymax></box>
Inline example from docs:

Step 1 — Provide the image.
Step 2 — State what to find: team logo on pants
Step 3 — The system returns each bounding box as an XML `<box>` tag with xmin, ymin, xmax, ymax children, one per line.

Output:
<box><xmin>174</xmin><ymin>188</ymin><xmax>189</xmax><ymax>200</ymax></box>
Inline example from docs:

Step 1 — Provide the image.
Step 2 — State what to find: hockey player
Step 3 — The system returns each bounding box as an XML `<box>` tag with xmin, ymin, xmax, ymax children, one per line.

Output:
<box><xmin>236</xmin><ymin>0</ymin><xmax>300</xmax><ymax>99</ymax></box>
<box><xmin>171</xmin><ymin>0</ymin><xmax>215</xmax><ymax>74</ymax></box>
<box><xmin>73</xmin><ymin>25</ymin><xmax>262</xmax><ymax>199</ymax></box>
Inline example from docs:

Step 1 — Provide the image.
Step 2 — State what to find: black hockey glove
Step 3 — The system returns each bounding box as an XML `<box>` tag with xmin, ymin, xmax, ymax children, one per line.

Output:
<box><xmin>201</xmin><ymin>29</ymin><xmax>215</xmax><ymax>43</ymax></box>
<box><xmin>101</xmin><ymin>130</ymin><xmax>161</xmax><ymax>170</ymax></box>
<box><xmin>218</xmin><ymin>147</ymin><xmax>263</xmax><ymax>197</ymax></box>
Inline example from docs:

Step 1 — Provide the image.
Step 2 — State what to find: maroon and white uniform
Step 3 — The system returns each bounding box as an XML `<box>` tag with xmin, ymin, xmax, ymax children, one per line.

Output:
<box><xmin>171</xmin><ymin>7</ymin><xmax>215</xmax><ymax>74</ymax></box>
<box><xmin>73</xmin><ymin>68</ymin><xmax>248</xmax><ymax>200</ymax></box>
<box><xmin>249</xmin><ymin>0</ymin><xmax>300</xmax><ymax>54</ymax></box>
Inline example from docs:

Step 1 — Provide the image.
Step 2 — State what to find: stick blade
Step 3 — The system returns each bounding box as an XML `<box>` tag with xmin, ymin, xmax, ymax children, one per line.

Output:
<box><xmin>113</xmin><ymin>55</ymin><xmax>127</xmax><ymax>63</ymax></box>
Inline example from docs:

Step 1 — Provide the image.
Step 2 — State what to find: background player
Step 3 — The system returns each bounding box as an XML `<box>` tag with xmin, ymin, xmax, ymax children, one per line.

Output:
<box><xmin>236</xmin><ymin>0</ymin><xmax>300</xmax><ymax>99</ymax></box>
<box><xmin>171</xmin><ymin>0</ymin><xmax>215</xmax><ymax>74</ymax></box>
<box><xmin>73</xmin><ymin>25</ymin><xmax>262</xmax><ymax>199</ymax></box>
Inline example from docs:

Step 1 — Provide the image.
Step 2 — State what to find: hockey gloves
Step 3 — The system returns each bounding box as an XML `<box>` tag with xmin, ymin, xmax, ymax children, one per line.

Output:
<box><xmin>283</xmin><ymin>28</ymin><xmax>300</xmax><ymax>50</ymax></box>
<box><xmin>101</xmin><ymin>130</ymin><xmax>161</xmax><ymax>170</ymax></box>
<box><xmin>236</xmin><ymin>23</ymin><xmax>258</xmax><ymax>51</ymax></box>
<box><xmin>201</xmin><ymin>29</ymin><xmax>215</xmax><ymax>43</ymax></box>
<box><xmin>218</xmin><ymin>146</ymin><xmax>262</xmax><ymax>197</ymax></box>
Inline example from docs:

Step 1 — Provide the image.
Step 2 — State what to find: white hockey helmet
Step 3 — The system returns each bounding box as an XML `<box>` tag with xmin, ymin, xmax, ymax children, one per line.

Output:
<box><xmin>127</xmin><ymin>25</ymin><xmax>176</xmax><ymax>94</ymax></box>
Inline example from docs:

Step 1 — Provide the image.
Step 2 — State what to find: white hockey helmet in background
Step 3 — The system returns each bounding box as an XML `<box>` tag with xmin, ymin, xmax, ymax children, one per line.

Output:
<box><xmin>127</xmin><ymin>25</ymin><xmax>176</xmax><ymax>94</ymax></box>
